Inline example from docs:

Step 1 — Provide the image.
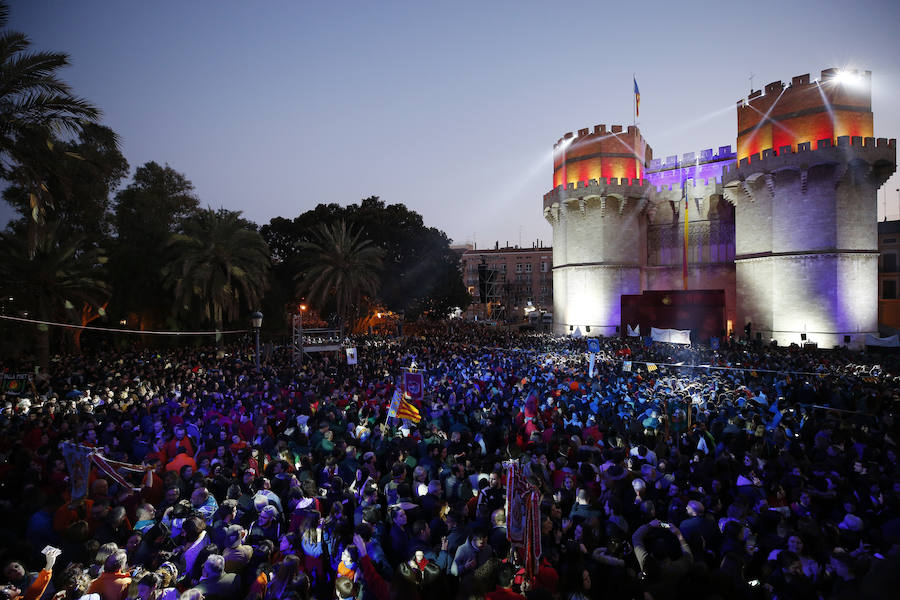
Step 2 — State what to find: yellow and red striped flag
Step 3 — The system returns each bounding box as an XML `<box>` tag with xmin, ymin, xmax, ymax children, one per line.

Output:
<box><xmin>396</xmin><ymin>393</ymin><xmax>422</xmax><ymax>423</ymax></box>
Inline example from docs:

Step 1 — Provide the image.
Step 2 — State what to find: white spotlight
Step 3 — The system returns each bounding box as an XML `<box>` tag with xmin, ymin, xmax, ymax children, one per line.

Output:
<box><xmin>834</xmin><ymin>70</ymin><xmax>863</xmax><ymax>87</ymax></box>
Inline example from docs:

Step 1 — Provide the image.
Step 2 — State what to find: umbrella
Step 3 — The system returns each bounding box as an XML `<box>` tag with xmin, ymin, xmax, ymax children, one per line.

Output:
<box><xmin>65</xmin><ymin>390</ymin><xmax>84</xmax><ymax>399</ymax></box>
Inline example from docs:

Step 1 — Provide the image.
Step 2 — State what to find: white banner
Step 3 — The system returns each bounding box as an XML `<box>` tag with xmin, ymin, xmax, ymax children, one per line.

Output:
<box><xmin>626</xmin><ymin>324</ymin><xmax>640</xmax><ymax>337</ymax></box>
<box><xmin>345</xmin><ymin>347</ymin><xmax>358</xmax><ymax>364</ymax></box>
<box><xmin>650</xmin><ymin>327</ymin><xmax>691</xmax><ymax>345</ymax></box>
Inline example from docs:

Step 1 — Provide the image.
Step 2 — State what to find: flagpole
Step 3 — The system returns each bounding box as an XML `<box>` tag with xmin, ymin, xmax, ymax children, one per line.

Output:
<box><xmin>633</xmin><ymin>73</ymin><xmax>636</xmax><ymax>127</ymax></box>
<box><xmin>683</xmin><ymin>195</ymin><xmax>689</xmax><ymax>290</ymax></box>
<box><xmin>682</xmin><ymin>168</ymin><xmax>689</xmax><ymax>290</ymax></box>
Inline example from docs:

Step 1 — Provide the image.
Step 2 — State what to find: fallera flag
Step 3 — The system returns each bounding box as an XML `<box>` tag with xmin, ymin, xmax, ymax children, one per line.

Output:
<box><xmin>403</xmin><ymin>371</ymin><xmax>424</xmax><ymax>401</ymax></box>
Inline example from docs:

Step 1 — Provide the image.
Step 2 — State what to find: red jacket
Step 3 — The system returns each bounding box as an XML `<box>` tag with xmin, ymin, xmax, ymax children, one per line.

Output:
<box><xmin>486</xmin><ymin>587</ymin><xmax>526</xmax><ymax>600</ymax></box>
<box><xmin>87</xmin><ymin>571</ymin><xmax>132</xmax><ymax>600</ymax></box>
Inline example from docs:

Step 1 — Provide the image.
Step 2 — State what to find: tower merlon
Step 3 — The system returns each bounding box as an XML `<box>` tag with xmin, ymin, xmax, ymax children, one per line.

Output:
<box><xmin>764</xmin><ymin>80</ymin><xmax>784</xmax><ymax>95</ymax></box>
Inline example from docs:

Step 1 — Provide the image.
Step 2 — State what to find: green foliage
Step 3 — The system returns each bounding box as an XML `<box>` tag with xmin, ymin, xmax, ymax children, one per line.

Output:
<box><xmin>108</xmin><ymin>161</ymin><xmax>200</xmax><ymax>328</ymax></box>
<box><xmin>262</xmin><ymin>197</ymin><xmax>470</xmax><ymax>320</ymax></box>
<box><xmin>294</xmin><ymin>220</ymin><xmax>384</xmax><ymax>327</ymax></box>
<box><xmin>0</xmin><ymin>224</ymin><xmax>109</xmax><ymax>364</ymax></box>
<box><xmin>2</xmin><ymin>123</ymin><xmax>128</xmax><ymax>244</ymax></box>
<box><xmin>162</xmin><ymin>208</ymin><xmax>271</xmax><ymax>329</ymax></box>
<box><xmin>0</xmin><ymin>1</ymin><xmax>105</xmax><ymax>235</ymax></box>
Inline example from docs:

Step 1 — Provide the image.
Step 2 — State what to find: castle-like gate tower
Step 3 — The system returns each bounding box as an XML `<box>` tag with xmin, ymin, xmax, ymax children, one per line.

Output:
<box><xmin>723</xmin><ymin>69</ymin><xmax>896</xmax><ymax>347</ymax></box>
<box><xmin>544</xmin><ymin>69</ymin><xmax>896</xmax><ymax>348</ymax></box>
<box><xmin>543</xmin><ymin>125</ymin><xmax>651</xmax><ymax>336</ymax></box>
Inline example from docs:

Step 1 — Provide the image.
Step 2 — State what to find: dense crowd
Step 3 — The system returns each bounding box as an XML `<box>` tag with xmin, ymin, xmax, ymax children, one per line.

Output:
<box><xmin>1</xmin><ymin>323</ymin><xmax>899</xmax><ymax>600</ymax></box>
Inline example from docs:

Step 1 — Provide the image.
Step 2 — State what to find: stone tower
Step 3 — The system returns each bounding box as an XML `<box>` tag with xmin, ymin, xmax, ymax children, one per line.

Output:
<box><xmin>543</xmin><ymin>125</ymin><xmax>651</xmax><ymax>336</ymax></box>
<box><xmin>723</xmin><ymin>69</ymin><xmax>896</xmax><ymax>347</ymax></box>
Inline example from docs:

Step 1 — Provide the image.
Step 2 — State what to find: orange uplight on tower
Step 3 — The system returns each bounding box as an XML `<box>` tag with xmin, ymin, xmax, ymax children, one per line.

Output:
<box><xmin>552</xmin><ymin>124</ymin><xmax>651</xmax><ymax>188</ymax></box>
<box><xmin>736</xmin><ymin>68</ymin><xmax>874</xmax><ymax>162</ymax></box>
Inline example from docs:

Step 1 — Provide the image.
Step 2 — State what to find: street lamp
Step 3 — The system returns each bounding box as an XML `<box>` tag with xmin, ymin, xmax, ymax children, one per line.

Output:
<box><xmin>250</xmin><ymin>311</ymin><xmax>263</xmax><ymax>370</ymax></box>
<box><xmin>297</xmin><ymin>304</ymin><xmax>307</xmax><ymax>365</ymax></box>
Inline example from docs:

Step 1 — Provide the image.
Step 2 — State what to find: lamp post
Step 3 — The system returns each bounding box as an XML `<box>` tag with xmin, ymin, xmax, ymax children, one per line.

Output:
<box><xmin>298</xmin><ymin>304</ymin><xmax>306</xmax><ymax>365</ymax></box>
<box><xmin>250</xmin><ymin>311</ymin><xmax>263</xmax><ymax>370</ymax></box>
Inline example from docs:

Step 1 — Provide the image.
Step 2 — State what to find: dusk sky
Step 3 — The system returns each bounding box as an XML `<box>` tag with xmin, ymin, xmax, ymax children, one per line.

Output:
<box><xmin>5</xmin><ymin>0</ymin><xmax>900</xmax><ymax>247</ymax></box>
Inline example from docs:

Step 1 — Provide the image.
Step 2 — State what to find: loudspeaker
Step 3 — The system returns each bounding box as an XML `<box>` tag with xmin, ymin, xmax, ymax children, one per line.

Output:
<box><xmin>586</xmin><ymin>326</ymin><xmax>591</xmax><ymax>332</ymax></box>
<box><xmin>569</xmin><ymin>325</ymin><xmax>573</xmax><ymax>332</ymax></box>
<box><xmin>801</xmin><ymin>333</ymin><xmax>807</xmax><ymax>341</ymax></box>
<box><xmin>756</xmin><ymin>332</ymin><xmax>762</xmax><ymax>341</ymax></box>
<box><xmin>844</xmin><ymin>335</ymin><xmax>851</xmax><ymax>343</ymax></box>
<box><xmin>615</xmin><ymin>326</ymin><xmax>620</xmax><ymax>333</ymax></box>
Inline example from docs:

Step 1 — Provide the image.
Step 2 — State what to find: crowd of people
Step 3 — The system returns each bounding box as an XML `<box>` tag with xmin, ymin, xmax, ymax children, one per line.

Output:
<box><xmin>1</xmin><ymin>323</ymin><xmax>899</xmax><ymax>600</ymax></box>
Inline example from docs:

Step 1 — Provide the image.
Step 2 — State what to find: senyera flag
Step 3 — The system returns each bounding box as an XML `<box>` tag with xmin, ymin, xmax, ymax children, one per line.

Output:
<box><xmin>634</xmin><ymin>76</ymin><xmax>640</xmax><ymax>117</ymax></box>
<box><xmin>396</xmin><ymin>394</ymin><xmax>421</xmax><ymax>423</ymax></box>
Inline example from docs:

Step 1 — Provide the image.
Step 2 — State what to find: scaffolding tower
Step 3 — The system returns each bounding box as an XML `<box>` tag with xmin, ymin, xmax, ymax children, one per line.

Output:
<box><xmin>477</xmin><ymin>261</ymin><xmax>504</xmax><ymax>321</ymax></box>
<box><xmin>292</xmin><ymin>313</ymin><xmax>344</xmax><ymax>365</ymax></box>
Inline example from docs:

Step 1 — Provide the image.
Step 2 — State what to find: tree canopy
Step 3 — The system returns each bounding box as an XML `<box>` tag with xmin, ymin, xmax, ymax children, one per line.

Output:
<box><xmin>108</xmin><ymin>161</ymin><xmax>200</xmax><ymax>329</ymax></box>
<box><xmin>294</xmin><ymin>220</ymin><xmax>383</xmax><ymax>328</ymax></box>
<box><xmin>262</xmin><ymin>196</ymin><xmax>470</xmax><ymax>321</ymax></box>
<box><xmin>162</xmin><ymin>207</ymin><xmax>270</xmax><ymax>330</ymax></box>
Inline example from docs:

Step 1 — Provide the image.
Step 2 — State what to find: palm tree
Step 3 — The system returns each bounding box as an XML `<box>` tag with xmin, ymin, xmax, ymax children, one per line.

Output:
<box><xmin>0</xmin><ymin>224</ymin><xmax>109</xmax><ymax>365</ymax></box>
<box><xmin>294</xmin><ymin>220</ymin><xmax>383</xmax><ymax>329</ymax></box>
<box><xmin>0</xmin><ymin>1</ymin><xmax>106</xmax><ymax>252</ymax></box>
<box><xmin>162</xmin><ymin>208</ymin><xmax>271</xmax><ymax>332</ymax></box>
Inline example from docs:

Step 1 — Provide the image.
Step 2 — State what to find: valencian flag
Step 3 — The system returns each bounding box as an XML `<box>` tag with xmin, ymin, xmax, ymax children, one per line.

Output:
<box><xmin>396</xmin><ymin>392</ymin><xmax>422</xmax><ymax>423</ymax></box>
<box><xmin>634</xmin><ymin>76</ymin><xmax>640</xmax><ymax>117</ymax></box>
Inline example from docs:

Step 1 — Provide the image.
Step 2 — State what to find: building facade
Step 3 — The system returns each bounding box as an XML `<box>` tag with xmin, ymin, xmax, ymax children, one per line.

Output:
<box><xmin>544</xmin><ymin>68</ymin><xmax>896</xmax><ymax>348</ymax></box>
<box><xmin>460</xmin><ymin>245</ymin><xmax>553</xmax><ymax>322</ymax></box>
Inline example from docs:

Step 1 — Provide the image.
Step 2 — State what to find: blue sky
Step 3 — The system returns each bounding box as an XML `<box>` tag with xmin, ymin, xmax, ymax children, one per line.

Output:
<box><xmin>5</xmin><ymin>0</ymin><xmax>900</xmax><ymax>246</ymax></box>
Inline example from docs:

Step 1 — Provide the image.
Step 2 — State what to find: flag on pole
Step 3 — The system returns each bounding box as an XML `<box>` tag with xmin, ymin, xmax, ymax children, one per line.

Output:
<box><xmin>634</xmin><ymin>77</ymin><xmax>640</xmax><ymax>118</ymax></box>
<box><xmin>683</xmin><ymin>196</ymin><xmax>689</xmax><ymax>290</ymax></box>
<box><xmin>387</xmin><ymin>389</ymin><xmax>401</xmax><ymax>419</ymax></box>
<box><xmin>396</xmin><ymin>393</ymin><xmax>422</xmax><ymax>423</ymax></box>
<box><xmin>403</xmin><ymin>371</ymin><xmax>424</xmax><ymax>401</ymax></box>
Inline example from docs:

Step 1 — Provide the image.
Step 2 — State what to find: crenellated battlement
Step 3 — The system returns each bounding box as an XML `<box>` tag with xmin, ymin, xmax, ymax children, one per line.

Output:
<box><xmin>542</xmin><ymin>177</ymin><xmax>649</xmax><ymax>210</ymax></box>
<box><xmin>647</xmin><ymin>146</ymin><xmax>735</xmax><ymax>172</ymax></box>
<box><xmin>554</xmin><ymin>124</ymin><xmax>644</xmax><ymax>149</ymax></box>
<box><xmin>735</xmin><ymin>68</ymin><xmax>871</xmax><ymax>107</ymax></box>
<box><xmin>722</xmin><ymin>135</ymin><xmax>896</xmax><ymax>178</ymax></box>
